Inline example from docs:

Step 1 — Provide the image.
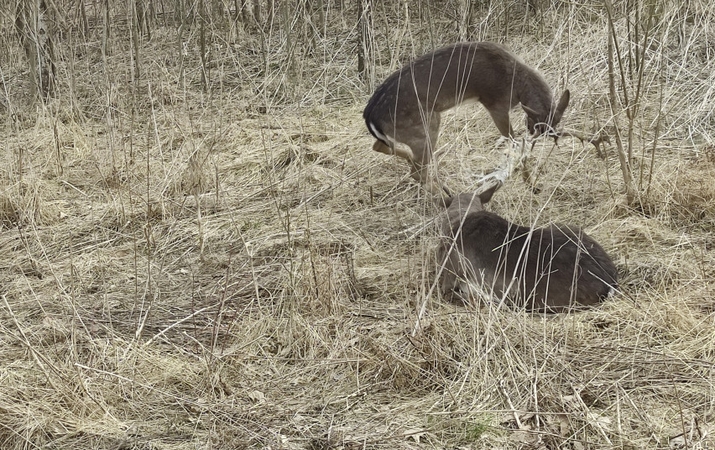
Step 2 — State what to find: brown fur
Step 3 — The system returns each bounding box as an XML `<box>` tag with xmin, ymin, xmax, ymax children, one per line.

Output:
<box><xmin>363</xmin><ymin>42</ymin><xmax>570</xmax><ymax>195</ymax></box>
<box><xmin>438</xmin><ymin>188</ymin><xmax>618</xmax><ymax>312</ymax></box>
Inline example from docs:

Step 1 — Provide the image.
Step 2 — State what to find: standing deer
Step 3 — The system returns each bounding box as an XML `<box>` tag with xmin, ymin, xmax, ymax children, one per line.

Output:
<box><xmin>363</xmin><ymin>42</ymin><xmax>570</xmax><ymax>195</ymax></box>
<box><xmin>438</xmin><ymin>185</ymin><xmax>618</xmax><ymax>312</ymax></box>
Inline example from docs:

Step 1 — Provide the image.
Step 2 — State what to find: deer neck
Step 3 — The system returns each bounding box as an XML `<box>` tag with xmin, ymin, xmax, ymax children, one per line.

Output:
<box><xmin>513</xmin><ymin>64</ymin><xmax>554</xmax><ymax>114</ymax></box>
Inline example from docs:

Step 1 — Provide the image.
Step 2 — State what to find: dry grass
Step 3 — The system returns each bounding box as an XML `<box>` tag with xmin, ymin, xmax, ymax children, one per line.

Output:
<box><xmin>1</xmin><ymin>2</ymin><xmax>715</xmax><ymax>449</ymax></box>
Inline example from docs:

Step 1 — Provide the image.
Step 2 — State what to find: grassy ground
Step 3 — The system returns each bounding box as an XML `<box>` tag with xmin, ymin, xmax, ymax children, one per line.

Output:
<box><xmin>1</xmin><ymin>2</ymin><xmax>715</xmax><ymax>449</ymax></box>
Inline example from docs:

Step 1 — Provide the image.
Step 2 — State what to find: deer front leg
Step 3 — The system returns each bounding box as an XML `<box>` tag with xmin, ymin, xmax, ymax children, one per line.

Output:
<box><xmin>409</xmin><ymin>159</ymin><xmax>449</xmax><ymax>197</ymax></box>
<box><xmin>486</xmin><ymin>105</ymin><xmax>514</xmax><ymax>138</ymax></box>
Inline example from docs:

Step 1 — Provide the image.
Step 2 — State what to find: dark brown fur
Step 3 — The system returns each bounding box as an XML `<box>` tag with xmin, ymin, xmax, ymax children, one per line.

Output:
<box><xmin>438</xmin><ymin>189</ymin><xmax>618</xmax><ymax>312</ymax></box>
<box><xmin>363</xmin><ymin>42</ymin><xmax>570</xmax><ymax>195</ymax></box>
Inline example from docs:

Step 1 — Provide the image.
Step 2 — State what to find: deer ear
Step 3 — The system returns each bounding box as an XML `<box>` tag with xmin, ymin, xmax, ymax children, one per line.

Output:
<box><xmin>555</xmin><ymin>90</ymin><xmax>570</xmax><ymax>116</ymax></box>
<box><xmin>521</xmin><ymin>104</ymin><xmax>538</xmax><ymax>117</ymax></box>
<box><xmin>477</xmin><ymin>181</ymin><xmax>502</xmax><ymax>205</ymax></box>
<box><xmin>440</xmin><ymin>195</ymin><xmax>454</xmax><ymax>209</ymax></box>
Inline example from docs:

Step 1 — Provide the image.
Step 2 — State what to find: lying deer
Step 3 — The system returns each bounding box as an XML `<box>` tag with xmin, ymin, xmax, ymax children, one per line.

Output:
<box><xmin>363</xmin><ymin>42</ymin><xmax>570</xmax><ymax>195</ymax></box>
<box><xmin>438</xmin><ymin>185</ymin><xmax>618</xmax><ymax>312</ymax></box>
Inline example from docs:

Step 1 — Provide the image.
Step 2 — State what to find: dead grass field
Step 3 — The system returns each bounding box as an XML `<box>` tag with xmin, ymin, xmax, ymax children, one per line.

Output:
<box><xmin>1</xmin><ymin>2</ymin><xmax>715</xmax><ymax>449</ymax></box>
